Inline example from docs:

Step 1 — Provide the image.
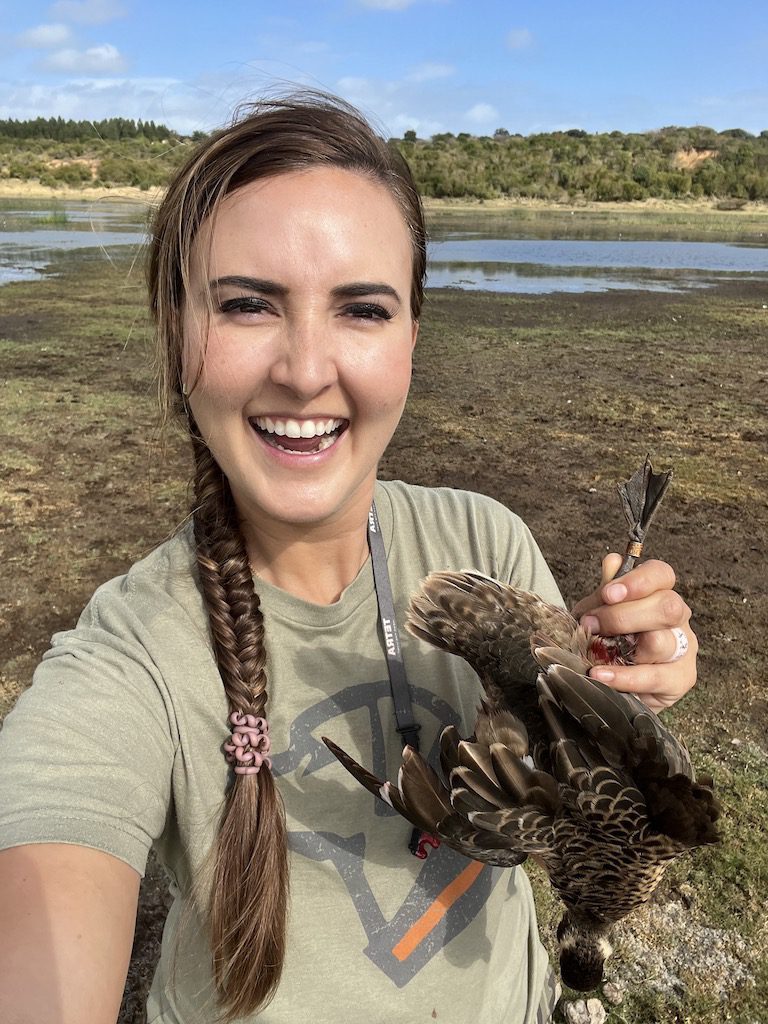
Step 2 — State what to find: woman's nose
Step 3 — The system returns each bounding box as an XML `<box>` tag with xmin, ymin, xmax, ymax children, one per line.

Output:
<box><xmin>268</xmin><ymin>316</ymin><xmax>338</xmax><ymax>399</ymax></box>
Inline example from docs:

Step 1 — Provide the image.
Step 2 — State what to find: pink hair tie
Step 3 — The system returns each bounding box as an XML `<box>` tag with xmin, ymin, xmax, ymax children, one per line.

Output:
<box><xmin>224</xmin><ymin>710</ymin><xmax>272</xmax><ymax>775</ymax></box>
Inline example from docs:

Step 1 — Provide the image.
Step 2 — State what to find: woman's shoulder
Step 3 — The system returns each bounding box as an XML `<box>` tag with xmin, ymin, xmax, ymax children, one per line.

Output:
<box><xmin>376</xmin><ymin>479</ymin><xmax>562</xmax><ymax>604</ymax></box>
<box><xmin>75</xmin><ymin>522</ymin><xmax>203</xmax><ymax>637</ymax></box>
<box><xmin>377</xmin><ymin>479</ymin><xmax>527</xmax><ymax>533</ymax></box>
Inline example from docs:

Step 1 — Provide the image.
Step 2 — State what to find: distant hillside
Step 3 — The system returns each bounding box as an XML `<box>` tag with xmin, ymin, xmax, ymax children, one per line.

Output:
<box><xmin>397</xmin><ymin>125</ymin><xmax>768</xmax><ymax>202</ymax></box>
<box><xmin>1</xmin><ymin>117</ymin><xmax>766</xmax><ymax>201</ymax></box>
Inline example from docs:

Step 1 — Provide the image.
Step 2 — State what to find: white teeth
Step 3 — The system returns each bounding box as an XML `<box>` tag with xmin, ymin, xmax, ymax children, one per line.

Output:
<box><xmin>254</xmin><ymin>417</ymin><xmax>343</xmax><ymax>437</ymax></box>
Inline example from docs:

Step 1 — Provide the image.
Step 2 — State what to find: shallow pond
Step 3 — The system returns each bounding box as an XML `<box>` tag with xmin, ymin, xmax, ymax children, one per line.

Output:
<box><xmin>0</xmin><ymin>199</ymin><xmax>147</xmax><ymax>285</ymax></box>
<box><xmin>2</xmin><ymin>198</ymin><xmax>767</xmax><ymax>294</ymax></box>
<box><xmin>426</xmin><ymin>238</ymin><xmax>768</xmax><ymax>293</ymax></box>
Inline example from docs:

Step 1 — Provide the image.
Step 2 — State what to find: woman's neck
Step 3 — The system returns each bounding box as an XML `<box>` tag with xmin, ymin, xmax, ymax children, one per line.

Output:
<box><xmin>240</xmin><ymin>501</ymin><xmax>373</xmax><ymax>606</ymax></box>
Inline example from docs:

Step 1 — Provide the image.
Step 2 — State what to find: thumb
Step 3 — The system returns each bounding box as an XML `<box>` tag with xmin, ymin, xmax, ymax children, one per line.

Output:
<box><xmin>601</xmin><ymin>552</ymin><xmax>623</xmax><ymax>585</ymax></box>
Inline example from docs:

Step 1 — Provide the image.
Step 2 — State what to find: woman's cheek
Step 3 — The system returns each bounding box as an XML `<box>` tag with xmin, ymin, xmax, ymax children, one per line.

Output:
<box><xmin>367</xmin><ymin>345</ymin><xmax>412</xmax><ymax>413</ymax></box>
<box><xmin>197</xmin><ymin>343</ymin><xmax>259</xmax><ymax>410</ymax></box>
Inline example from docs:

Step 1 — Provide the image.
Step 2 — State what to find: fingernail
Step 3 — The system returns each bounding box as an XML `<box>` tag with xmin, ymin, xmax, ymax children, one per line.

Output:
<box><xmin>591</xmin><ymin>669</ymin><xmax>615</xmax><ymax>683</ymax></box>
<box><xmin>581</xmin><ymin>615</ymin><xmax>600</xmax><ymax>634</ymax></box>
<box><xmin>604</xmin><ymin>582</ymin><xmax>627</xmax><ymax>603</ymax></box>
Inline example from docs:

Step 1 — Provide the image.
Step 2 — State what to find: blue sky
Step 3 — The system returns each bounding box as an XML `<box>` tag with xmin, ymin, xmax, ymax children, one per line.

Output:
<box><xmin>1</xmin><ymin>0</ymin><xmax>766</xmax><ymax>137</ymax></box>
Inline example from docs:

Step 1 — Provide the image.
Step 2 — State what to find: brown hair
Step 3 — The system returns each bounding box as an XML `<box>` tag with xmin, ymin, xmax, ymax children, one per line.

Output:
<box><xmin>147</xmin><ymin>92</ymin><xmax>427</xmax><ymax>1020</ymax></box>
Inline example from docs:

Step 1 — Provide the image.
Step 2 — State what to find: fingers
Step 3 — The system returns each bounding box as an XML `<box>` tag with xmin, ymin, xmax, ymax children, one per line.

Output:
<box><xmin>602</xmin><ymin>557</ymin><xmax>677</xmax><ymax>602</ymax></box>
<box><xmin>589</xmin><ymin>626</ymin><xmax>698</xmax><ymax>711</ymax></box>
<box><xmin>572</xmin><ymin>556</ymin><xmax>677</xmax><ymax>620</ymax></box>
<box><xmin>581</xmin><ymin>588</ymin><xmax>691</xmax><ymax>639</ymax></box>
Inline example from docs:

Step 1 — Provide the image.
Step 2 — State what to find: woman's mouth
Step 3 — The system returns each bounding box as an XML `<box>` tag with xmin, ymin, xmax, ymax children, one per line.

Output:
<box><xmin>249</xmin><ymin>416</ymin><xmax>348</xmax><ymax>455</ymax></box>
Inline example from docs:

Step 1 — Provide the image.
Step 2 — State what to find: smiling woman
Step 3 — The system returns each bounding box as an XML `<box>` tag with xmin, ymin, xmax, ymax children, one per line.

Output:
<box><xmin>0</xmin><ymin>91</ymin><xmax>698</xmax><ymax>1024</ymax></box>
<box><xmin>183</xmin><ymin>167</ymin><xmax>418</xmax><ymax>552</ymax></box>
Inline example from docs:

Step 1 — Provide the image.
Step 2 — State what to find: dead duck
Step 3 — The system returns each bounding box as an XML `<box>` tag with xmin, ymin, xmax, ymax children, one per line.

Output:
<box><xmin>323</xmin><ymin>459</ymin><xmax>720</xmax><ymax>991</ymax></box>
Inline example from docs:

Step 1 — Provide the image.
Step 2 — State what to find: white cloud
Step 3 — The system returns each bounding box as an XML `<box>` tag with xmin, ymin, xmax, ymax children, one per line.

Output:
<box><xmin>47</xmin><ymin>0</ymin><xmax>126</xmax><ymax>25</ymax></box>
<box><xmin>16</xmin><ymin>23</ymin><xmax>73</xmax><ymax>49</ymax></box>
<box><xmin>387</xmin><ymin>111</ymin><xmax>446</xmax><ymax>137</ymax></box>
<box><xmin>507</xmin><ymin>28</ymin><xmax>533</xmax><ymax>50</ymax></box>
<box><xmin>406</xmin><ymin>62</ymin><xmax>454</xmax><ymax>83</ymax></box>
<box><xmin>466</xmin><ymin>102</ymin><xmax>499</xmax><ymax>125</ymax></box>
<box><xmin>43</xmin><ymin>43</ymin><xmax>127</xmax><ymax>73</ymax></box>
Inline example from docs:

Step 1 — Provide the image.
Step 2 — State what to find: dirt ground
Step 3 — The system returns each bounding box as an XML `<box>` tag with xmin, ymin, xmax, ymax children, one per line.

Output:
<box><xmin>1</xmin><ymin>260</ymin><xmax>766</xmax><ymax>1021</ymax></box>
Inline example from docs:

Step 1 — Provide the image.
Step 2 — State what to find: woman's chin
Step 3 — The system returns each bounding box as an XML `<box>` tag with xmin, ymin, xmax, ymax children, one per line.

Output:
<box><xmin>235</xmin><ymin>475</ymin><xmax>378</xmax><ymax>532</ymax></box>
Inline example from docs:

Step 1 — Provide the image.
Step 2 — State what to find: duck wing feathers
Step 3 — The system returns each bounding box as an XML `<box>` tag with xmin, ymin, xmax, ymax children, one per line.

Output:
<box><xmin>322</xmin><ymin>734</ymin><xmax>528</xmax><ymax>867</ymax></box>
<box><xmin>405</xmin><ymin>571</ymin><xmax>580</xmax><ymax>745</ymax></box>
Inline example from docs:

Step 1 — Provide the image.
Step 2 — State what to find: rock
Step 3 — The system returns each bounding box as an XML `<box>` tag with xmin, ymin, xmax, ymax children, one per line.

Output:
<box><xmin>678</xmin><ymin>882</ymin><xmax>695</xmax><ymax>908</ymax></box>
<box><xmin>563</xmin><ymin>997</ymin><xmax>607</xmax><ymax>1024</ymax></box>
<box><xmin>612</xmin><ymin>900</ymin><xmax>754</xmax><ymax>1000</ymax></box>
<box><xmin>602</xmin><ymin>980</ymin><xmax>626</xmax><ymax>1005</ymax></box>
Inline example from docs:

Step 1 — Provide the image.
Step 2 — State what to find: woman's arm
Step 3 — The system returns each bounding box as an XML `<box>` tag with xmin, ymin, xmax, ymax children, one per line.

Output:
<box><xmin>0</xmin><ymin>844</ymin><xmax>140</xmax><ymax>1024</ymax></box>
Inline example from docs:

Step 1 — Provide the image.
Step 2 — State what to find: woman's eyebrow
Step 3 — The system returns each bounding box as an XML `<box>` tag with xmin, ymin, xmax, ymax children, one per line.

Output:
<box><xmin>210</xmin><ymin>275</ymin><xmax>287</xmax><ymax>296</ymax></box>
<box><xmin>331</xmin><ymin>282</ymin><xmax>401</xmax><ymax>302</ymax></box>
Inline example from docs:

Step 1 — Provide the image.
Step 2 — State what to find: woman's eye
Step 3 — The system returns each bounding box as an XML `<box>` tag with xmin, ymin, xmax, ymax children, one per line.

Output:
<box><xmin>344</xmin><ymin>303</ymin><xmax>394</xmax><ymax>322</ymax></box>
<box><xmin>218</xmin><ymin>296</ymin><xmax>270</xmax><ymax>316</ymax></box>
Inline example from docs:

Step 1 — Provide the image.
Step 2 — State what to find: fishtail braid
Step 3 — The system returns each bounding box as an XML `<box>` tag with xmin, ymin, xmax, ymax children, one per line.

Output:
<box><xmin>191</xmin><ymin>424</ymin><xmax>289</xmax><ymax>1021</ymax></box>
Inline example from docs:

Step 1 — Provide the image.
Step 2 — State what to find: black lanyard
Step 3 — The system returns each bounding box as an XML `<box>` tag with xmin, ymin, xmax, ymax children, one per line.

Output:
<box><xmin>367</xmin><ymin>500</ymin><xmax>439</xmax><ymax>860</ymax></box>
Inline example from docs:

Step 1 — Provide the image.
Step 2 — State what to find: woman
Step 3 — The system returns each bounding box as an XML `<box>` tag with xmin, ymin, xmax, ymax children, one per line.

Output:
<box><xmin>0</xmin><ymin>93</ymin><xmax>695</xmax><ymax>1024</ymax></box>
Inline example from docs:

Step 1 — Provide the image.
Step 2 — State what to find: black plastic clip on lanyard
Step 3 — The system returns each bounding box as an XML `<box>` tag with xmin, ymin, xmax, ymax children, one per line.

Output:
<box><xmin>367</xmin><ymin>501</ymin><xmax>440</xmax><ymax>860</ymax></box>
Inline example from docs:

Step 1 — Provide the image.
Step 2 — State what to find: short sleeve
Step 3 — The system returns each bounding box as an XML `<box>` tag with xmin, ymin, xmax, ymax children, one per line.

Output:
<box><xmin>498</xmin><ymin>514</ymin><xmax>564</xmax><ymax>608</ymax></box>
<box><xmin>458</xmin><ymin>489</ymin><xmax>565</xmax><ymax>608</ymax></box>
<box><xmin>0</xmin><ymin>584</ymin><xmax>177</xmax><ymax>877</ymax></box>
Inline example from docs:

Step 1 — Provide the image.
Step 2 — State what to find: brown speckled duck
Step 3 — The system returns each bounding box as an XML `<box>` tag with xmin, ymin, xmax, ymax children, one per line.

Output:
<box><xmin>324</xmin><ymin>460</ymin><xmax>720</xmax><ymax>991</ymax></box>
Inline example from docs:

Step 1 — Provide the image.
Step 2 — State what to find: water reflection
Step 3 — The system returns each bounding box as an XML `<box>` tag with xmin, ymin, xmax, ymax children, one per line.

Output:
<box><xmin>426</xmin><ymin>263</ymin><xmax>715</xmax><ymax>294</ymax></box>
<box><xmin>428</xmin><ymin>238</ymin><xmax>768</xmax><ymax>273</ymax></box>
<box><xmin>0</xmin><ymin>198</ymin><xmax>149</xmax><ymax>234</ymax></box>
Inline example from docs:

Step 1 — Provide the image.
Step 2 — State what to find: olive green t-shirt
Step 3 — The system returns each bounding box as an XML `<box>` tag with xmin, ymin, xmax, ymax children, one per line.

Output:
<box><xmin>0</xmin><ymin>481</ymin><xmax>563</xmax><ymax>1023</ymax></box>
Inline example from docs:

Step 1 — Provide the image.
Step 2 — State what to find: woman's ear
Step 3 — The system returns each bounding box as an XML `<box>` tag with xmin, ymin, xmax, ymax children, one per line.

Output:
<box><xmin>411</xmin><ymin>320</ymin><xmax>419</xmax><ymax>351</ymax></box>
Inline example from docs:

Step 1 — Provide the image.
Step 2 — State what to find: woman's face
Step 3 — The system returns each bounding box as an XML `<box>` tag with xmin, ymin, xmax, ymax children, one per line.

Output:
<box><xmin>183</xmin><ymin>167</ymin><xmax>418</xmax><ymax>534</ymax></box>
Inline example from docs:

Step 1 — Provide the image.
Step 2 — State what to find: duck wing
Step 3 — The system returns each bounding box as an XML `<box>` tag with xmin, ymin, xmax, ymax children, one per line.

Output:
<box><xmin>322</xmin><ymin>734</ymin><xmax>527</xmax><ymax>866</ymax></box>
<box><xmin>406</xmin><ymin>570</ymin><xmax>578</xmax><ymax>733</ymax></box>
<box><xmin>535</xmin><ymin>654</ymin><xmax>720</xmax><ymax>853</ymax></box>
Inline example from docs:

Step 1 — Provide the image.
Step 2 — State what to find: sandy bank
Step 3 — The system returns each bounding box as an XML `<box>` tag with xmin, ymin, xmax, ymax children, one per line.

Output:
<box><xmin>0</xmin><ymin>181</ymin><xmax>163</xmax><ymax>205</ymax></box>
<box><xmin>422</xmin><ymin>195</ymin><xmax>768</xmax><ymax>216</ymax></box>
<box><xmin>2</xmin><ymin>179</ymin><xmax>767</xmax><ymax>220</ymax></box>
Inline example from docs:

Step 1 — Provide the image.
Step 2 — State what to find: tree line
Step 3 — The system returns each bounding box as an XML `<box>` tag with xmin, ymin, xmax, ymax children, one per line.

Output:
<box><xmin>0</xmin><ymin>116</ymin><xmax>176</xmax><ymax>142</ymax></box>
<box><xmin>1</xmin><ymin>118</ymin><xmax>767</xmax><ymax>200</ymax></box>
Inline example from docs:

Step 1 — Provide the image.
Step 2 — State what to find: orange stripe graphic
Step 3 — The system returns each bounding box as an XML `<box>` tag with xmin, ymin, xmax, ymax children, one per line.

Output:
<box><xmin>391</xmin><ymin>860</ymin><xmax>484</xmax><ymax>962</ymax></box>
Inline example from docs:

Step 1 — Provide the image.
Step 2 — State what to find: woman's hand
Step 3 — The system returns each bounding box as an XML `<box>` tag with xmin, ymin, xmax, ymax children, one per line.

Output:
<box><xmin>571</xmin><ymin>553</ymin><xmax>697</xmax><ymax>712</ymax></box>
